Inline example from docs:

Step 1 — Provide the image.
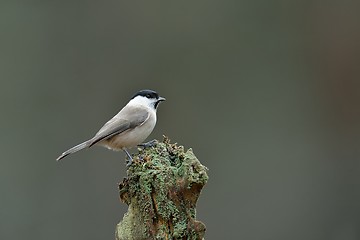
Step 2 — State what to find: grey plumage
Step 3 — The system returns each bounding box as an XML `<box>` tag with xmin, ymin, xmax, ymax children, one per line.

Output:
<box><xmin>56</xmin><ymin>110</ymin><xmax>149</xmax><ymax>161</ymax></box>
<box><xmin>56</xmin><ymin>140</ymin><xmax>92</xmax><ymax>161</ymax></box>
<box><xmin>56</xmin><ymin>89</ymin><xmax>165</xmax><ymax>163</ymax></box>
<box><xmin>89</xmin><ymin>106</ymin><xmax>149</xmax><ymax>147</ymax></box>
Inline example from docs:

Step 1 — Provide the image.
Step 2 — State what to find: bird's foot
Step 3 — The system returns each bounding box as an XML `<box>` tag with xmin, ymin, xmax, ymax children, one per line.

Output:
<box><xmin>125</xmin><ymin>158</ymin><xmax>133</xmax><ymax>167</ymax></box>
<box><xmin>123</xmin><ymin>149</ymin><xmax>133</xmax><ymax>167</ymax></box>
<box><xmin>138</xmin><ymin>139</ymin><xmax>158</xmax><ymax>149</ymax></box>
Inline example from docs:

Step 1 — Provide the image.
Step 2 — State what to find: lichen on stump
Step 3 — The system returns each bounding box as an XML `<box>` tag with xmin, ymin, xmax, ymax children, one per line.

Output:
<box><xmin>115</xmin><ymin>137</ymin><xmax>208</xmax><ymax>240</ymax></box>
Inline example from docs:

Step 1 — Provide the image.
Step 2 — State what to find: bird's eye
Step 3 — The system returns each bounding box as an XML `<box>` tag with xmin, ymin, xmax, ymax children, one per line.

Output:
<box><xmin>146</xmin><ymin>94</ymin><xmax>151</xmax><ymax>98</ymax></box>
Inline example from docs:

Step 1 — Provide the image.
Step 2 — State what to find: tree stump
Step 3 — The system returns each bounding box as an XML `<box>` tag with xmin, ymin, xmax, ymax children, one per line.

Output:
<box><xmin>115</xmin><ymin>137</ymin><xmax>208</xmax><ymax>240</ymax></box>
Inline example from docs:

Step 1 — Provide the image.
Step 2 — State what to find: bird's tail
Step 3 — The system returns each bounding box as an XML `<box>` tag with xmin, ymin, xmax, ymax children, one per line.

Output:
<box><xmin>56</xmin><ymin>140</ymin><xmax>92</xmax><ymax>161</ymax></box>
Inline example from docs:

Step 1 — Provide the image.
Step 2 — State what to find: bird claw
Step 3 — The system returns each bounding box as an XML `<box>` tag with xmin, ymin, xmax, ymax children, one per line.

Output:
<box><xmin>124</xmin><ymin>140</ymin><xmax>157</xmax><ymax>166</ymax></box>
<box><xmin>125</xmin><ymin>158</ymin><xmax>133</xmax><ymax>167</ymax></box>
<box><xmin>138</xmin><ymin>139</ymin><xmax>158</xmax><ymax>149</ymax></box>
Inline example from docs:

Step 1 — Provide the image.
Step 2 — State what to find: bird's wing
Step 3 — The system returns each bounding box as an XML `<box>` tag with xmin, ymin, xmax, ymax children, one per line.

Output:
<box><xmin>89</xmin><ymin>106</ymin><xmax>150</xmax><ymax>146</ymax></box>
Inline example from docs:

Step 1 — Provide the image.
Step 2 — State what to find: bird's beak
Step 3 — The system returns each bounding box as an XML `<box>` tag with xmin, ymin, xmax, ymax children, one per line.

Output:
<box><xmin>158</xmin><ymin>97</ymin><xmax>166</xmax><ymax>102</ymax></box>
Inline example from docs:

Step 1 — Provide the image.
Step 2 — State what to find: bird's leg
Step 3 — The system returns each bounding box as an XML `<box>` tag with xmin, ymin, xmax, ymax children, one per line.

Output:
<box><xmin>123</xmin><ymin>149</ymin><xmax>133</xmax><ymax>166</ymax></box>
<box><xmin>138</xmin><ymin>139</ymin><xmax>158</xmax><ymax>149</ymax></box>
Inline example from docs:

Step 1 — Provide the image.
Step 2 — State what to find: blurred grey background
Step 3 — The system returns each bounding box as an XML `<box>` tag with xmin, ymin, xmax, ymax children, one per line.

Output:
<box><xmin>1</xmin><ymin>1</ymin><xmax>359</xmax><ymax>239</ymax></box>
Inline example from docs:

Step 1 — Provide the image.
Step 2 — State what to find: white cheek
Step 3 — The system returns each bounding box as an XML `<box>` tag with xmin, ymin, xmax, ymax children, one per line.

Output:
<box><xmin>128</xmin><ymin>96</ymin><xmax>156</xmax><ymax>109</ymax></box>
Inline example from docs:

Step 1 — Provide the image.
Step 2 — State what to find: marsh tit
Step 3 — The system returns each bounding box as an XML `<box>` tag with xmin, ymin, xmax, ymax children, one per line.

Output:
<box><xmin>56</xmin><ymin>89</ymin><xmax>165</xmax><ymax>165</ymax></box>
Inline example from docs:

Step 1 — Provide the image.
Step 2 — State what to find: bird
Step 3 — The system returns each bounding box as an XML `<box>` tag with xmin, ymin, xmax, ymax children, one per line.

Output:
<box><xmin>56</xmin><ymin>89</ymin><xmax>165</xmax><ymax>166</ymax></box>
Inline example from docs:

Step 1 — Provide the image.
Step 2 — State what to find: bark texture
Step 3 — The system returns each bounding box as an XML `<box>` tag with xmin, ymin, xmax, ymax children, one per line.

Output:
<box><xmin>115</xmin><ymin>137</ymin><xmax>208</xmax><ymax>240</ymax></box>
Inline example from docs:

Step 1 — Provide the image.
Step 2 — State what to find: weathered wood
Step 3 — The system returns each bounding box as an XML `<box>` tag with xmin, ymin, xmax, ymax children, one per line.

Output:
<box><xmin>115</xmin><ymin>137</ymin><xmax>208</xmax><ymax>240</ymax></box>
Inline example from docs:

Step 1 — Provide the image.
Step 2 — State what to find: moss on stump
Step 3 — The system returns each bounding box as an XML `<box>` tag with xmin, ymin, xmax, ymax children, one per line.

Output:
<box><xmin>115</xmin><ymin>137</ymin><xmax>208</xmax><ymax>240</ymax></box>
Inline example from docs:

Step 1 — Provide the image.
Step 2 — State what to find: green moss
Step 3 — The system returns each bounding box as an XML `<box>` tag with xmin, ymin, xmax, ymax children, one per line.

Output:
<box><xmin>173</xmin><ymin>220</ymin><xmax>187</xmax><ymax>238</ymax></box>
<box><xmin>116</xmin><ymin>137</ymin><xmax>208</xmax><ymax>240</ymax></box>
